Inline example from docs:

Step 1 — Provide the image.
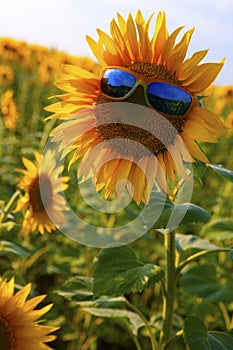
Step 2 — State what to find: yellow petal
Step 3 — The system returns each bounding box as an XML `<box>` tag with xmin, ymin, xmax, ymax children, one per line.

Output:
<box><xmin>128</xmin><ymin>162</ymin><xmax>145</xmax><ymax>205</ymax></box>
<box><xmin>126</xmin><ymin>13</ymin><xmax>139</xmax><ymax>61</ymax></box>
<box><xmin>189</xmin><ymin>107</ymin><xmax>227</xmax><ymax>136</ymax></box>
<box><xmin>167</xmin><ymin>28</ymin><xmax>194</xmax><ymax>73</ymax></box>
<box><xmin>161</xmin><ymin>26</ymin><xmax>184</xmax><ymax>64</ymax></box>
<box><xmin>21</xmin><ymin>158</ymin><xmax>38</xmax><ymax>176</ymax></box>
<box><xmin>144</xmin><ymin>155</ymin><xmax>158</xmax><ymax>201</ymax></box>
<box><xmin>182</xmin><ymin>60</ymin><xmax>225</xmax><ymax>93</ymax></box>
<box><xmin>117</xmin><ymin>13</ymin><xmax>127</xmax><ymax>33</ymax></box>
<box><xmin>151</xmin><ymin>11</ymin><xmax>167</xmax><ymax>62</ymax></box>
<box><xmin>110</xmin><ymin>19</ymin><xmax>125</xmax><ymax>52</ymax></box>
<box><xmin>62</xmin><ymin>64</ymin><xmax>98</xmax><ymax>80</ymax></box>
<box><xmin>176</xmin><ymin>49</ymin><xmax>209</xmax><ymax>80</ymax></box>
<box><xmin>86</xmin><ymin>35</ymin><xmax>106</xmax><ymax>67</ymax></box>
<box><xmin>97</xmin><ymin>29</ymin><xmax>119</xmax><ymax>57</ymax></box>
<box><xmin>184</xmin><ymin>119</ymin><xmax>218</xmax><ymax>143</ymax></box>
<box><xmin>181</xmin><ymin>131</ymin><xmax>209</xmax><ymax>163</ymax></box>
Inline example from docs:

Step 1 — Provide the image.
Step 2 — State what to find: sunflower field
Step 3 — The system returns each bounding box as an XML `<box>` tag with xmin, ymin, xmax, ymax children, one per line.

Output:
<box><xmin>0</xmin><ymin>11</ymin><xmax>233</xmax><ymax>350</ymax></box>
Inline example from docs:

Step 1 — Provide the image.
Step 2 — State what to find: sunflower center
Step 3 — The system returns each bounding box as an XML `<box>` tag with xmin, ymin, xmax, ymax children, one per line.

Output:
<box><xmin>0</xmin><ymin>314</ymin><xmax>16</xmax><ymax>350</ymax></box>
<box><xmin>29</xmin><ymin>174</ymin><xmax>53</xmax><ymax>213</ymax></box>
<box><xmin>95</xmin><ymin>62</ymin><xmax>187</xmax><ymax>158</ymax></box>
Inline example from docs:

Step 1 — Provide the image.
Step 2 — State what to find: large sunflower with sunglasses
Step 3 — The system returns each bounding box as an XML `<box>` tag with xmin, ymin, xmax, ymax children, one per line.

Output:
<box><xmin>46</xmin><ymin>10</ymin><xmax>226</xmax><ymax>204</ymax></box>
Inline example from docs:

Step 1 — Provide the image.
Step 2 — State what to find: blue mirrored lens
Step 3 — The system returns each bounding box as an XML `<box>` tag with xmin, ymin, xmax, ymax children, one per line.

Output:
<box><xmin>147</xmin><ymin>82</ymin><xmax>192</xmax><ymax>116</ymax></box>
<box><xmin>101</xmin><ymin>69</ymin><xmax>137</xmax><ymax>98</ymax></box>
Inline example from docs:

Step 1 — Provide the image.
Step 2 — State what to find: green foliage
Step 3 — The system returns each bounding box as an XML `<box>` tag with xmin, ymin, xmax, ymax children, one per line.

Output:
<box><xmin>183</xmin><ymin>316</ymin><xmax>233</xmax><ymax>350</ymax></box>
<box><xmin>84</xmin><ymin>308</ymin><xmax>144</xmax><ymax>336</ymax></box>
<box><xmin>143</xmin><ymin>190</ymin><xmax>211</xmax><ymax>229</ymax></box>
<box><xmin>183</xmin><ymin>316</ymin><xmax>209</xmax><ymax>350</ymax></box>
<box><xmin>200</xmin><ymin>218</ymin><xmax>233</xmax><ymax>241</ymax></box>
<box><xmin>180</xmin><ymin>264</ymin><xmax>233</xmax><ymax>303</ymax></box>
<box><xmin>55</xmin><ymin>276</ymin><xmax>93</xmax><ymax>302</ymax></box>
<box><xmin>93</xmin><ymin>245</ymin><xmax>164</xmax><ymax>297</ymax></box>
<box><xmin>207</xmin><ymin>164</ymin><xmax>233</xmax><ymax>183</ymax></box>
<box><xmin>0</xmin><ymin>239</ymin><xmax>29</xmax><ymax>258</ymax></box>
<box><xmin>175</xmin><ymin>233</ymin><xmax>219</xmax><ymax>255</ymax></box>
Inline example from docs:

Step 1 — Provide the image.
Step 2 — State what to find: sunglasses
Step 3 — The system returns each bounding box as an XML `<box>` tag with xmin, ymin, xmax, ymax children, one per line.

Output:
<box><xmin>100</xmin><ymin>66</ymin><xmax>196</xmax><ymax>116</ymax></box>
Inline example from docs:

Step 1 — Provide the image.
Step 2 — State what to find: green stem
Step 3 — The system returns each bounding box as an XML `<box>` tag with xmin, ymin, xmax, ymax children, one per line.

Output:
<box><xmin>39</xmin><ymin>118</ymin><xmax>57</xmax><ymax>149</ymax></box>
<box><xmin>218</xmin><ymin>302</ymin><xmax>231</xmax><ymax>330</ymax></box>
<box><xmin>125</xmin><ymin>299</ymin><xmax>158</xmax><ymax>350</ymax></box>
<box><xmin>131</xmin><ymin>334</ymin><xmax>143</xmax><ymax>350</ymax></box>
<box><xmin>160</xmin><ymin>229</ymin><xmax>177</xmax><ymax>349</ymax></box>
<box><xmin>176</xmin><ymin>248</ymin><xmax>232</xmax><ymax>274</ymax></box>
<box><xmin>163</xmin><ymin>330</ymin><xmax>183</xmax><ymax>350</ymax></box>
<box><xmin>0</xmin><ymin>190</ymin><xmax>20</xmax><ymax>224</ymax></box>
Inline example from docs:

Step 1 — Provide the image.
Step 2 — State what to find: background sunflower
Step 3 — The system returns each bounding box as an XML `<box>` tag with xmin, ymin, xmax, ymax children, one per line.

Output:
<box><xmin>0</xmin><ymin>277</ymin><xmax>58</xmax><ymax>350</ymax></box>
<box><xmin>14</xmin><ymin>150</ymin><xmax>69</xmax><ymax>235</ymax></box>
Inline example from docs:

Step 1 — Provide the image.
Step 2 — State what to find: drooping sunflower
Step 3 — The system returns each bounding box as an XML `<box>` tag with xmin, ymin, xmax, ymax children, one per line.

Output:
<box><xmin>46</xmin><ymin>10</ymin><xmax>226</xmax><ymax>205</ymax></box>
<box><xmin>14</xmin><ymin>150</ymin><xmax>69</xmax><ymax>235</ymax></box>
<box><xmin>0</xmin><ymin>277</ymin><xmax>58</xmax><ymax>350</ymax></box>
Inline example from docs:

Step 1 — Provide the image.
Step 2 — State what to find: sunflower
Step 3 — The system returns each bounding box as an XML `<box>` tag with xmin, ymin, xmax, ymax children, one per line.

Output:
<box><xmin>0</xmin><ymin>64</ymin><xmax>14</xmax><ymax>85</ymax></box>
<box><xmin>0</xmin><ymin>277</ymin><xmax>58</xmax><ymax>350</ymax></box>
<box><xmin>226</xmin><ymin>111</ymin><xmax>233</xmax><ymax>130</ymax></box>
<box><xmin>46</xmin><ymin>10</ymin><xmax>226</xmax><ymax>205</ymax></box>
<box><xmin>1</xmin><ymin>89</ymin><xmax>19</xmax><ymax>131</ymax></box>
<box><xmin>14</xmin><ymin>150</ymin><xmax>69</xmax><ymax>235</ymax></box>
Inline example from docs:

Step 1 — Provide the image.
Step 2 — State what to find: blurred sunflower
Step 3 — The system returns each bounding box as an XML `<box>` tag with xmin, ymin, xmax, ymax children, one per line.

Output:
<box><xmin>14</xmin><ymin>150</ymin><xmax>69</xmax><ymax>235</ymax></box>
<box><xmin>1</xmin><ymin>89</ymin><xmax>19</xmax><ymax>131</ymax></box>
<box><xmin>204</xmin><ymin>85</ymin><xmax>233</xmax><ymax>116</ymax></box>
<box><xmin>226</xmin><ymin>111</ymin><xmax>233</xmax><ymax>130</ymax></box>
<box><xmin>0</xmin><ymin>64</ymin><xmax>14</xmax><ymax>85</ymax></box>
<box><xmin>46</xmin><ymin>10</ymin><xmax>226</xmax><ymax>204</ymax></box>
<box><xmin>0</xmin><ymin>277</ymin><xmax>58</xmax><ymax>350</ymax></box>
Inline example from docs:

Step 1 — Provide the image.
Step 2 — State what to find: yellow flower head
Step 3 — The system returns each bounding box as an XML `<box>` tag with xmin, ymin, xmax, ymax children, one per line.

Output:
<box><xmin>14</xmin><ymin>150</ymin><xmax>69</xmax><ymax>235</ymax></box>
<box><xmin>46</xmin><ymin>10</ymin><xmax>227</xmax><ymax>205</ymax></box>
<box><xmin>0</xmin><ymin>65</ymin><xmax>14</xmax><ymax>85</ymax></box>
<box><xmin>0</xmin><ymin>277</ymin><xmax>58</xmax><ymax>350</ymax></box>
<box><xmin>1</xmin><ymin>89</ymin><xmax>19</xmax><ymax>131</ymax></box>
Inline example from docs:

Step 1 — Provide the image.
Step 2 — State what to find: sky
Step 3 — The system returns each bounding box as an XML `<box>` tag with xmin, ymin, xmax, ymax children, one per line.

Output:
<box><xmin>1</xmin><ymin>0</ymin><xmax>233</xmax><ymax>85</ymax></box>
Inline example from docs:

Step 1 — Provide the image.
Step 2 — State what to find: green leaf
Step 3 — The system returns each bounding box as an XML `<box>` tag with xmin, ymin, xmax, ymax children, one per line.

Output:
<box><xmin>200</xmin><ymin>218</ymin><xmax>233</xmax><ymax>241</ymax></box>
<box><xmin>143</xmin><ymin>194</ymin><xmax>210</xmax><ymax>229</ymax></box>
<box><xmin>84</xmin><ymin>307</ymin><xmax>144</xmax><ymax>336</ymax></box>
<box><xmin>155</xmin><ymin>203</ymin><xmax>210</xmax><ymax>229</ymax></box>
<box><xmin>207</xmin><ymin>164</ymin><xmax>233</xmax><ymax>183</ymax></box>
<box><xmin>73</xmin><ymin>296</ymin><xmax>127</xmax><ymax>309</ymax></box>
<box><xmin>143</xmin><ymin>189</ymin><xmax>210</xmax><ymax>229</ymax></box>
<box><xmin>180</xmin><ymin>264</ymin><xmax>233</xmax><ymax>302</ymax></box>
<box><xmin>183</xmin><ymin>316</ymin><xmax>209</xmax><ymax>350</ymax></box>
<box><xmin>209</xmin><ymin>331</ymin><xmax>233</xmax><ymax>349</ymax></box>
<box><xmin>184</xmin><ymin>317</ymin><xmax>233</xmax><ymax>350</ymax></box>
<box><xmin>55</xmin><ymin>276</ymin><xmax>93</xmax><ymax>301</ymax></box>
<box><xmin>176</xmin><ymin>233</ymin><xmax>219</xmax><ymax>254</ymax></box>
<box><xmin>178</xmin><ymin>204</ymin><xmax>211</xmax><ymax>225</ymax></box>
<box><xmin>0</xmin><ymin>240</ymin><xmax>29</xmax><ymax>258</ymax></box>
<box><xmin>93</xmin><ymin>245</ymin><xmax>164</xmax><ymax>298</ymax></box>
